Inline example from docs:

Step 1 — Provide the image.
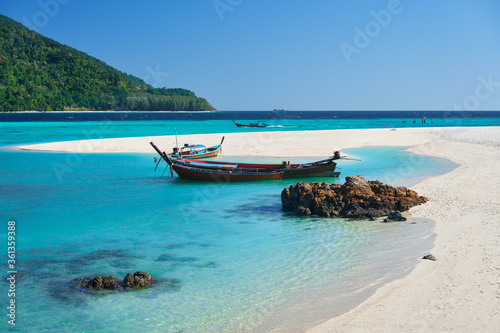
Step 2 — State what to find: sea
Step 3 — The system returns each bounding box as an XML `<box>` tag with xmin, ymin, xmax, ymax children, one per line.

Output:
<box><xmin>0</xmin><ymin>111</ymin><xmax>497</xmax><ymax>332</ymax></box>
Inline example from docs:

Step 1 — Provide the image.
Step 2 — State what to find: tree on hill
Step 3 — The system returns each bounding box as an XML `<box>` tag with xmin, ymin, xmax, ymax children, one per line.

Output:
<box><xmin>0</xmin><ymin>14</ymin><xmax>214</xmax><ymax>112</ymax></box>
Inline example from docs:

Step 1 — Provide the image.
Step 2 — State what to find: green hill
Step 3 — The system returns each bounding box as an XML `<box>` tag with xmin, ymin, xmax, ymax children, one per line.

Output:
<box><xmin>0</xmin><ymin>14</ymin><xmax>214</xmax><ymax>111</ymax></box>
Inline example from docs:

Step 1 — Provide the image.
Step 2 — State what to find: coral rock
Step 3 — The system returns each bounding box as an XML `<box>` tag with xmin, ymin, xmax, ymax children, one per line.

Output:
<box><xmin>123</xmin><ymin>271</ymin><xmax>153</xmax><ymax>289</ymax></box>
<box><xmin>281</xmin><ymin>176</ymin><xmax>428</xmax><ymax>219</ymax></box>
<box><xmin>80</xmin><ymin>276</ymin><xmax>121</xmax><ymax>290</ymax></box>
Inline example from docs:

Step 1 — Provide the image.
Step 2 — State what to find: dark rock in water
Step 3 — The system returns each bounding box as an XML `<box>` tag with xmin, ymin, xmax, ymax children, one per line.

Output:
<box><xmin>51</xmin><ymin>278</ymin><xmax>90</xmax><ymax>304</ymax></box>
<box><xmin>67</xmin><ymin>249</ymin><xmax>142</xmax><ymax>274</ymax></box>
<box><xmin>197</xmin><ymin>261</ymin><xmax>218</xmax><ymax>269</ymax></box>
<box><xmin>422</xmin><ymin>254</ymin><xmax>437</xmax><ymax>261</ymax></box>
<box><xmin>281</xmin><ymin>176</ymin><xmax>428</xmax><ymax>219</ymax></box>
<box><xmin>123</xmin><ymin>271</ymin><xmax>153</xmax><ymax>289</ymax></box>
<box><xmin>82</xmin><ymin>249</ymin><xmax>129</xmax><ymax>261</ymax></box>
<box><xmin>157</xmin><ymin>253</ymin><xmax>199</xmax><ymax>263</ymax></box>
<box><xmin>79</xmin><ymin>271</ymin><xmax>153</xmax><ymax>292</ymax></box>
<box><xmin>384</xmin><ymin>210</ymin><xmax>407</xmax><ymax>222</ymax></box>
<box><xmin>80</xmin><ymin>276</ymin><xmax>121</xmax><ymax>290</ymax></box>
<box><xmin>176</xmin><ymin>257</ymin><xmax>199</xmax><ymax>263</ymax></box>
<box><xmin>157</xmin><ymin>253</ymin><xmax>174</xmax><ymax>262</ymax></box>
<box><xmin>295</xmin><ymin>205</ymin><xmax>311</xmax><ymax>216</ymax></box>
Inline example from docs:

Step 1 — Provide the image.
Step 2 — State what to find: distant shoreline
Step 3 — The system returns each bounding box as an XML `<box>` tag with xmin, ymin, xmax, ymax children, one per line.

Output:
<box><xmin>2</xmin><ymin>110</ymin><xmax>217</xmax><ymax>113</ymax></box>
<box><xmin>3</xmin><ymin>110</ymin><xmax>500</xmax><ymax>113</ymax></box>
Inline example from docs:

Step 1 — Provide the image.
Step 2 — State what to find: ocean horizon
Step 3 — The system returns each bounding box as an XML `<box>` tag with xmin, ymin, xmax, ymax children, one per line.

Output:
<box><xmin>1</xmin><ymin>110</ymin><xmax>500</xmax><ymax>122</ymax></box>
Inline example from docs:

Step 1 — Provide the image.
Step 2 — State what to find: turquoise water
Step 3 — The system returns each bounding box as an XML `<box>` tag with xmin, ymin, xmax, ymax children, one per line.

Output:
<box><xmin>1</xmin><ymin>114</ymin><xmax>500</xmax><ymax>147</ymax></box>
<box><xmin>0</xmin><ymin>120</ymin><xmax>460</xmax><ymax>332</ymax></box>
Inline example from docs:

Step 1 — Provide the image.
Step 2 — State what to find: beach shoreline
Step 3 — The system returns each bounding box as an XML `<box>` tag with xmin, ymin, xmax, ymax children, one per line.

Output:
<box><xmin>16</xmin><ymin>127</ymin><xmax>438</xmax><ymax>155</ymax></box>
<box><xmin>16</xmin><ymin>126</ymin><xmax>500</xmax><ymax>332</ymax></box>
<box><xmin>2</xmin><ymin>110</ymin><xmax>217</xmax><ymax>113</ymax></box>
<box><xmin>309</xmin><ymin>127</ymin><xmax>500</xmax><ymax>332</ymax></box>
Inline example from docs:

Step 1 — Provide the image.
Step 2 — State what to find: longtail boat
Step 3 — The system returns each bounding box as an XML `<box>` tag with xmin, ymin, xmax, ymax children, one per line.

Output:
<box><xmin>168</xmin><ymin>152</ymin><xmax>341</xmax><ymax>178</ymax></box>
<box><xmin>150</xmin><ymin>142</ymin><xmax>284</xmax><ymax>182</ymax></box>
<box><xmin>168</xmin><ymin>163</ymin><xmax>284</xmax><ymax>181</ymax></box>
<box><xmin>170</xmin><ymin>136</ymin><xmax>224</xmax><ymax>159</ymax></box>
<box><xmin>232</xmin><ymin>120</ymin><xmax>267</xmax><ymax>128</ymax></box>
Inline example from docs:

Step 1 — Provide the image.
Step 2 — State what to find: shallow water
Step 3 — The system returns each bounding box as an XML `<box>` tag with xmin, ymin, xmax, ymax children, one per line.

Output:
<box><xmin>0</xmin><ymin>140</ymin><xmax>457</xmax><ymax>331</ymax></box>
<box><xmin>0</xmin><ymin>114</ymin><xmax>464</xmax><ymax>331</ymax></box>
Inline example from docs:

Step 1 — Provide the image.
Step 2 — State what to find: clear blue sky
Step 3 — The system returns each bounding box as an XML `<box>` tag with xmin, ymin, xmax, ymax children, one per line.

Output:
<box><xmin>2</xmin><ymin>0</ymin><xmax>500</xmax><ymax>110</ymax></box>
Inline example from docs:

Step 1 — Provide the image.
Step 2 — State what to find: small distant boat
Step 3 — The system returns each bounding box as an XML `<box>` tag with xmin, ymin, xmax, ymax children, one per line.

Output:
<box><xmin>232</xmin><ymin>120</ymin><xmax>267</xmax><ymax>128</ymax></box>
<box><xmin>170</xmin><ymin>137</ymin><xmax>224</xmax><ymax>159</ymax></box>
<box><xmin>273</xmin><ymin>109</ymin><xmax>287</xmax><ymax>112</ymax></box>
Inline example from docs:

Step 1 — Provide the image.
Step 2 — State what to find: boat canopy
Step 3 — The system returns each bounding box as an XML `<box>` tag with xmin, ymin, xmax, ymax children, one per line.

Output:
<box><xmin>183</xmin><ymin>144</ymin><xmax>206</xmax><ymax>149</ymax></box>
<box><xmin>185</xmin><ymin>161</ymin><xmax>238</xmax><ymax>169</ymax></box>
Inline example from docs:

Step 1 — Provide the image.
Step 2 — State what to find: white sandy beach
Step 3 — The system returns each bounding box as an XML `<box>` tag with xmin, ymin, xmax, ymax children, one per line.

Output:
<box><xmin>18</xmin><ymin>127</ymin><xmax>500</xmax><ymax>332</ymax></box>
<box><xmin>15</xmin><ymin>127</ymin><xmax>458</xmax><ymax>155</ymax></box>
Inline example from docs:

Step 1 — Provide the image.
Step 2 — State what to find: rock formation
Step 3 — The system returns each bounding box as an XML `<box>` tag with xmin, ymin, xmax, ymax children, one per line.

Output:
<box><xmin>384</xmin><ymin>210</ymin><xmax>407</xmax><ymax>222</ymax></box>
<box><xmin>80</xmin><ymin>276</ymin><xmax>121</xmax><ymax>290</ymax></box>
<box><xmin>123</xmin><ymin>271</ymin><xmax>153</xmax><ymax>289</ymax></box>
<box><xmin>79</xmin><ymin>271</ymin><xmax>153</xmax><ymax>291</ymax></box>
<box><xmin>422</xmin><ymin>254</ymin><xmax>437</xmax><ymax>261</ymax></box>
<box><xmin>281</xmin><ymin>175</ymin><xmax>428</xmax><ymax>219</ymax></box>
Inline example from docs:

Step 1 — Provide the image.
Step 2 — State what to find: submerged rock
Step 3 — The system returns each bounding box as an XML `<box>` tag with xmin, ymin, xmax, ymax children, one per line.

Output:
<box><xmin>157</xmin><ymin>253</ymin><xmax>174</xmax><ymax>262</ymax></box>
<box><xmin>123</xmin><ymin>271</ymin><xmax>153</xmax><ymax>289</ymax></box>
<box><xmin>384</xmin><ymin>210</ymin><xmax>407</xmax><ymax>222</ymax></box>
<box><xmin>422</xmin><ymin>254</ymin><xmax>437</xmax><ymax>261</ymax></box>
<box><xmin>80</xmin><ymin>276</ymin><xmax>121</xmax><ymax>290</ymax></box>
<box><xmin>79</xmin><ymin>271</ymin><xmax>153</xmax><ymax>291</ymax></box>
<box><xmin>281</xmin><ymin>176</ymin><xmax>428</xmax><ymax>219</ymax></box>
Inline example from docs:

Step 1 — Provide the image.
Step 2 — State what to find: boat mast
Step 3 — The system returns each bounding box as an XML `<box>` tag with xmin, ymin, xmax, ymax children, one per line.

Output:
<box><xmin>174</xmin><ymin>128</ymin><xmax>180</xmax><ymax>158</ymax></box>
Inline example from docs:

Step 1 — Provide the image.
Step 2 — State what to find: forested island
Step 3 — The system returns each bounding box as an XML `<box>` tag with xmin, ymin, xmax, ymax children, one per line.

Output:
<box><xmin>0</xmin><ymin>14</ymin><xmax>214</xmax><ymax>112</ymax></box>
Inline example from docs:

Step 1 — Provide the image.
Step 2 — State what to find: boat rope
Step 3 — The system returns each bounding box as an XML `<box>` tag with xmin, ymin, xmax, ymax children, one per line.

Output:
<box><xmin>154</xmin><ymin>157</ymin><xmax>162</xmax><ymax>171</ymax></box>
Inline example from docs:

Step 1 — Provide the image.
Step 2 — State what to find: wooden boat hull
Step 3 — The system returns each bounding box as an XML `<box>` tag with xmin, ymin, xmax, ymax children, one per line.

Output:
<box><xmin>170</xmin><ymin>157</ymin><xmax>338</xmax><ymax>178</ymax></box>
<box><xmin>150</xmin><ymin>142</ymin><xmax>340</xmax><ymax>181</ymax></box>
<box><xmin>282</xmin><ymin>161</ymin><xmax>337</xmax><ymax>178</ymax></box>
<box><xmin>172</xmin><ymin>164</ymin><xmax>284</xmax><ymax>182</ymax></box>
<box><xmin>170</xmin><ymin>145</ymin><xmax>221</xmax><ymax>159</ymax></box>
